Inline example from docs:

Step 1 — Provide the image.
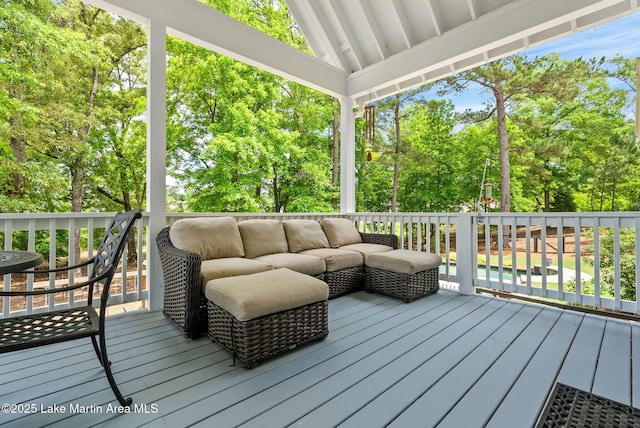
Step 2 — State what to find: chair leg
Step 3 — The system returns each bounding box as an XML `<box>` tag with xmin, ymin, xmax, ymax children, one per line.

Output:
<box><xmin>91</xmin><ymin>336</ymin><xmax>106</xmax><ymax>367</ymax></box>
<box><xmin>92</xmin><ymin>333</ymin><xmax>132</xmax><ymax>407</ymax></box>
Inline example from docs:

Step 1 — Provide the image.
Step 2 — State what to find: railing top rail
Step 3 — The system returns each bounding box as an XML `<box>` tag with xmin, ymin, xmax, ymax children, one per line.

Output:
<box><xmin>0</xmin><ymin>212</ymin><xmax>150</xmax><ymax>220</ymax></box>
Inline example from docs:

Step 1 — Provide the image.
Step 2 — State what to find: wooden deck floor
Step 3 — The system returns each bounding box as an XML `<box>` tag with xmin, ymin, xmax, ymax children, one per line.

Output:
<box><xmin>2</xmin><ymin>289</ymin><xmax>640</xmax><ymax>427</ymax></box>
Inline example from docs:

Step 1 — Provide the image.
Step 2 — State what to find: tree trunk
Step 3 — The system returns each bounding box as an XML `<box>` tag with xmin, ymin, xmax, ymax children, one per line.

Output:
<box><xmin>544</xmin><ymin>187</ymin><xmax>550</xmax><ymax>212</ymax></box>
<box><xmin>9</xmin><ymin>118</ymin><xmax>26</xmax><ymax>198</ymax></box>
<box><xmin>495</xmin><ymin>86</ymin><xmax>511</xmax><ymax>248</ymax></box>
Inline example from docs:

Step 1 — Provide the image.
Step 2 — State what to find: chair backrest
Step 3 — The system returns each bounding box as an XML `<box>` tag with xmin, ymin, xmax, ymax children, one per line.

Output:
<box><xmin>91</xmin><ymin>209</ymin><xmax>142</xmax><ymax>294</ymax></box>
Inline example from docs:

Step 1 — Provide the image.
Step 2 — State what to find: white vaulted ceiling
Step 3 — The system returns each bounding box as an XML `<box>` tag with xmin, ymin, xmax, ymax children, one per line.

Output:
<box><xmin>286</xmin><ymin>0</ymin><xmax>639</xmax><ymax>105</ymax></box>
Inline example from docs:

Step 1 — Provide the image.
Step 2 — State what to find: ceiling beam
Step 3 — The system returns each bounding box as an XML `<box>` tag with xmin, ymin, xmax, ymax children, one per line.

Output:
<box><xmin>389</xmin><ymin>0</ymin><xmax>413</xmax><ymax>49</ymax></box>
<box><xmin>467</xmin><ymin>0</ymin><xmax>478</xmax><ymax>21</ymax></box>
<box><xmin>305</xmin><ymin>0</ymin><xmax>353</xmax><ymax>72</ymax></box>
<box><xmin>287</xmin><ymin>0</ymin><xmax>342</xmax><ymax>66</ymax></box>
<box><xmin>83</xmin><ymin>0</ymin><xmax>347</xmax><ymax>98</ymax></box>
<box><xmin>356</xmin><ymin>0</ymin><xmax>389</xmax><ymax>60</ymax></box>
<box><xmin>347</xmin><ymin>0</ymin><xmax>635</xmax><ymax>103</ymax></box>
<box><xmin>426</xmin><ymin>0</ymin><xmax>443</xmax><ymax>36</ymax></box>
<box><xmin>327</xmin><ymin>0</ymin><xmax>367</xmax><ymax>71</ymax></box>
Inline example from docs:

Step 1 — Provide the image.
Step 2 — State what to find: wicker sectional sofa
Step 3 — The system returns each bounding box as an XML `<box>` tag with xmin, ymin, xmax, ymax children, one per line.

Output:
<box><xmin>156</xmin><ymin>216</ymin><xmax>398</xmax><ymax>337</ymax></box>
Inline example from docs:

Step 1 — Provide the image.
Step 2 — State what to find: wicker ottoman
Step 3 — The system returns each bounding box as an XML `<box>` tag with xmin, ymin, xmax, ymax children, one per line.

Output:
<box><xmin>365</xmin><ymin>250</ymin><xmax>442</xmax><ymax>303</ymax></box>
<box><xmin>204</xmin><ymin>268</ymin><xmax>329</xmax><ymax>368</ymax></box>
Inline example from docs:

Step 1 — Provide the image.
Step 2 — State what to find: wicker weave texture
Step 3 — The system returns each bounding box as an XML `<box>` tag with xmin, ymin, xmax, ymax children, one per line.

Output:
<box><xmin>157</xmin><ymin>227</ymin><xmax>208</xmax><ymax>337</ymax></box>
<box><xmin>364</xmin><ymin>266</ymin><xmax>439</xmax><ymax>303</ymax></box>
<box><xmin>360</xmin><ymin>232</ymin><xmax>398</xmax><ymax>249</ymax></box>
<box><xmin>207</xmin><ymin>300</ymin><xmax>328</xmax><ymax>368</ymax></box>
<box><xmin>324</xmin><ymin>266</ymin><xmax>364</xmax><ymax>298</ymax></box>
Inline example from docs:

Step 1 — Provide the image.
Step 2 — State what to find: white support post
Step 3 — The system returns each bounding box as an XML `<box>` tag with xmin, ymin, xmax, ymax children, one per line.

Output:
<box><xmin>339</xmin><ymin>97</ymin><xmax>356</xmax><ymax>214</ymax></box>
<box><xmin>146</xmin><ymin>16</ymin><xmax>167</xmax><ymax>312</ymax></box>
<box><xmin>456</xmin><ymin>213</ymin><xmax>475</xmax><ymax>295</ymax></box>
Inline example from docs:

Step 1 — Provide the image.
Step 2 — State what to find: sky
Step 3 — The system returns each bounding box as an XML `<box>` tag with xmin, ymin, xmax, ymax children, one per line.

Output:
<box><xmin>440</xmin><ymin>11</ymin><xmax>640</xmax><ymax>112</ymax></box>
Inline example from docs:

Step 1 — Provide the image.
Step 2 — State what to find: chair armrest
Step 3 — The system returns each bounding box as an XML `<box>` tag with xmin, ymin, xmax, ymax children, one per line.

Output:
<box><xmin>14</xmin><ymin>258</ymin><xmax>93</xmax><ymax>275</ymax></box>
<box><xmin>0</xmin><ymin>268</ymin><xmax>112</xmax><ymax>297</ymax></box>
<box><xmin>156</xmin><ymin>227</ymin><xmax>205</xmax><ymax>336</ymax></box>
<box><xmin>360</xmin><ymin>232</ymin><xmax>398</xmax><ymax>249</ymax></box>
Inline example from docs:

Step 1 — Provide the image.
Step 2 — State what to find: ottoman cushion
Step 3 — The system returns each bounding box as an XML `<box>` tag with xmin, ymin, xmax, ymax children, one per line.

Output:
<box><xmin>205</xmin><ymin>268</ymin><xmax>328</xmax><ymax>321</ymax></box>
<box><xmin>366</xmin><ymin>249</ymin><xmax>442</xmax><ymax>274</ymax></box>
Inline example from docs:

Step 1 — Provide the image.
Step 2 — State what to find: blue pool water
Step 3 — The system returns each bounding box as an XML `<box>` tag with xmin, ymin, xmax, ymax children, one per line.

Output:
<box><xmin>440</xmin><ymin>263</ymin><xmax>526</xmax><ymax>282</ymax></box>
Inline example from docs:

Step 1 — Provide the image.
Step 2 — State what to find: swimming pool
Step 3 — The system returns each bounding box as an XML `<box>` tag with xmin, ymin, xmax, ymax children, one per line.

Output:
<box><xmin>440</xmin><ymin>263</ymin><xmax>527</xmax><ymax>282</ymax></box>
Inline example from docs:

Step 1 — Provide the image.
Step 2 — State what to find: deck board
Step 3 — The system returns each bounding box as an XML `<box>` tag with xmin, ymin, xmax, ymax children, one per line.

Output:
<box><xmin>555</xmin><ymin>314</ymin><xmax>606</xmax><ymax>391</ymax></box>
<box><xmin>592</xmin><ymin>318</ymin><xmax>632</xmax><ymax>404</ymax></box>
<box><xmin>486</xmin><ymin>310</ymin><xmax>583</xmax><ymax>427</ymax></box>
<box><xmin>1</xmin><ymin>289</ymin><xmax>640</xmax><ymax>428</ymax></box>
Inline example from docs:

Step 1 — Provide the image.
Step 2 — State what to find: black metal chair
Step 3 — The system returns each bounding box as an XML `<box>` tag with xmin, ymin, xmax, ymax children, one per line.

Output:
<box><xmin>0</xmin><ymin>209</ymin><xmax>142</xmax><ymax>407</ymax></box>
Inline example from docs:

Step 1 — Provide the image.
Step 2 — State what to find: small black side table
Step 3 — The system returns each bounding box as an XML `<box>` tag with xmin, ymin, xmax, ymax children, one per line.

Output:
<box><xmin>0</xmin><ymin>251</ymin><xmax>43</xmax><ymax>275</ymax></box>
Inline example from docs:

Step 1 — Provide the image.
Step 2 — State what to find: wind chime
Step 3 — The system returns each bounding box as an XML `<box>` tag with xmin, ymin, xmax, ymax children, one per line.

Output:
<box><xmin>364</xmin><ymin>104</ymin><xmax>375</xmax><ymax>161</ymax></box>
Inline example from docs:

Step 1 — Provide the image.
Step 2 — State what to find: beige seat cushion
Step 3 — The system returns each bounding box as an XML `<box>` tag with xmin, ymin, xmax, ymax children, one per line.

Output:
<box><xmin>170</xmin><ymin>217</ymin><xmax>244</xmax><ymax>259</ymax></box>
<box><xmin>340</xmin><ymin>243</ymin><xmax>393</xmax><ymax>257</ymax></box>
<box><xmin>238</xmin><ymin>219</ymin><xmax>288</xmax><ymax>258</ymax></box>
<box><xmin>205</xmin><ymin>268</ymin><xmax>329</xmax><ymax>321</ymax></box>
<box><xmin>366</xmin><ymin>249</ymin><xmax>442</xmax><ymax>275</ymax></box>
<box><xmin>283</xmin><ymin>220</ymin><xmax>330</xmax><ymax>253</ymax></box>
<box><xmin>300</xmin><ymin>248</ymin><xmax>363</xmax><ymax>272</ymax></box>
<box><xmin>200</xmin><ymin>258</ymin><xmax>273</xmax><ymax>291</ymax></box>
<box><xmin>254</xmin><ymin>253</ymin><xmax>326</xmax><ymax>276</ymax></box>
<box><xmin>320</xmin><ymin>218</ymin><xmax>362</xmax><ymax>248</ymax></box>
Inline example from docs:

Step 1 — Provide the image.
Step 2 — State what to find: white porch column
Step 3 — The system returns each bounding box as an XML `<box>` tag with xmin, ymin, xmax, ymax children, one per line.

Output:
<box><xmin>339</xmin><ymin>96</ymin><xmax>356</xmax><ymax>213</ymax></box>
<box><xmin>455</xmin><ymin>213</ymin><xmax>475</xmax><ymax>295</ymax></box>
<box><xmin>146</xmin><ymin>16</ymin><xmax>167</xmax><ymax>312</ymax></box>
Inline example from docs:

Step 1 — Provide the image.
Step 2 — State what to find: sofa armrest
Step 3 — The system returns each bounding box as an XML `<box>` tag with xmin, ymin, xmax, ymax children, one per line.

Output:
<box><xmin>360</xmin><ymin>232</ymin><xmax>398</xmax><ymax>249</ymax></box>
<box><xmin>156</xmin><ymin>227</ymin><xmax>207</xmax><ymax>337</ymax></box>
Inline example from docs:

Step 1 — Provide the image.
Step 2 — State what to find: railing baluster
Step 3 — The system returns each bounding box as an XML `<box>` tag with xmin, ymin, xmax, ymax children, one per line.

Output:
<box><xmin>614</xmin><ymin>218</ymin><xmax>621</xmax><ymax>310</ymax></box>
<box><xmin>572</xmin><ymin>217</ymin><xmax>579</xmax><ymax>304</ymax></box>
<box><xmin>68</xmin><ymin>217</ymin><xmax>75</xmax><ymax>308</ymax></box>
<box><xmin>2</xmin><ymin>220</ymin><xmax>12</xmax><ymax>317</ymax></box>
<box><xmin>636</xmin><ymin>217</ymin><xmax>640</xmax><ymax>314</ymax></box>
<box><xmin>556</xmin><ymin>217</ymin><xmax>563</xmax><ymax>300</ymax></box>
<box><xmin>593</xmin><ymin>218</ymin><xmax>601</xmax><ymax>308</ymax></box>
<box><xmin>48</xmin><ymin>219</ymin><xmax>56</xmax><ymax>312</ymax></box>
<box><xmin>26</xmin><ymin>219</ymin><xmax>36</xmax><ymax>313</ymax></box>
<box><xmin>525</xmin><ymin>217</ymin><xmax>532</xmax><ymax>295</ymax></box>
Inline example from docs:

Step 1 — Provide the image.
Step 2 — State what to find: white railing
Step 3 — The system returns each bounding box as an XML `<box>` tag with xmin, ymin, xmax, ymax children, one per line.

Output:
<box><xmin>349</xmin><ymin>211</ymin><xmax>640</xmax><ymax>314</ymax></box>
<box><xmin>471</xmin><ymin>212</ymin><xmax>640</xmax><ymax>314</ymax></box>
<box><xmin>3</xmin><ymin>211</ymin><xmax>638</xmax><ymax>318</ymax></box>
<box><xmin>1</xmin><ymin>212</ymin><xmax>149</xmax><ymax>318</ymax></box>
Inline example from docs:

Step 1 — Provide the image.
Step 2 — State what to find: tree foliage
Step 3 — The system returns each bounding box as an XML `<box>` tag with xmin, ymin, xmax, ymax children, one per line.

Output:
<box><xmin>1</xmin><ymin>1</ymin><xmax>638</xmax><ymax>219</ymax></box>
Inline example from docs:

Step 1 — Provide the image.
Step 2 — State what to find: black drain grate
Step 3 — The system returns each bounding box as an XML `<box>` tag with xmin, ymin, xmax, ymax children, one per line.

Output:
<box><xmin>537</xmin><ymin>383</ymin><xmax>640</xmax><ymax>427</ymax></box>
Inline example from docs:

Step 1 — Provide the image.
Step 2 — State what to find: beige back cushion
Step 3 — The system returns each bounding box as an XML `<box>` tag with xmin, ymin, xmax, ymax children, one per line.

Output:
<box><xmin>283</xmin><ymin>220</ymin><xmax>330</xmax><ymax>253</ymax></box>
<box><xmin>238</xmin><ymin>219</ymin><xmax>288</xmax><ymax>258</ymax></box>
<box><xmin>169</xmin><ymin>217</ymin><xmax>245</xmax><ymax>260</ymax></box>
<box><xmin>320</xmin><ymin>218</ymin><xmax>362</xmax><ymax>248</ymax></box>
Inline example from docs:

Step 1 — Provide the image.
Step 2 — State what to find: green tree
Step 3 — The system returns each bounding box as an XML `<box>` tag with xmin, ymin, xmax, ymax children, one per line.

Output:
<box><xmin>372</xmin><ymin>88</ymin><xmax>428</xmax><ymax>212</ymax></box>
<box><xmin>166</xmin><ymin>0</ymin><xmax>337</xmax><ymax>213</ymax></box>
<box><xmin>399</xmin><ymin>99</ymin><xmax>460</xmax><ymax>211</ymax></box>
